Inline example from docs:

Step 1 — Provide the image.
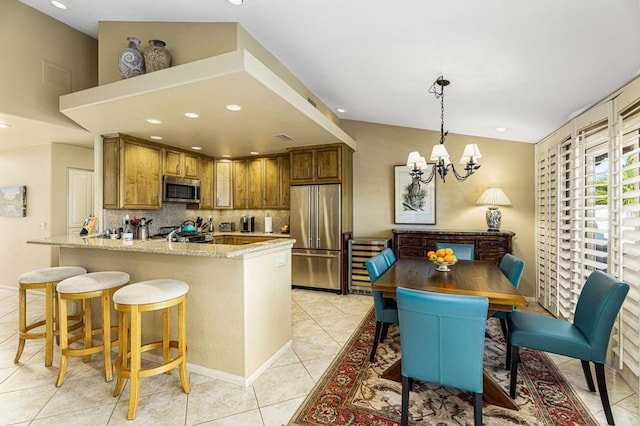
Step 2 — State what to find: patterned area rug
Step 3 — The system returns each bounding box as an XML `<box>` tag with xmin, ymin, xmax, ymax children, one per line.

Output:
<box><xmin>290</xmin><ymin>308</ymin><xmax>597</xmax><ymax>425</ymax></box>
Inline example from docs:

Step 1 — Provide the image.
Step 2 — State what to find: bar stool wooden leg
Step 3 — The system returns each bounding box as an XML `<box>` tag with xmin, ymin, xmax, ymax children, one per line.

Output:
<box><xmin>44</xmin><ymin>282</ymin><xmax>55</xmax><ymax>367</ymax></box>
<box><xmin>112</xmin><ymin>310</ymin><xmax>127</xmax><ymax>397</ymax></box>
<box><xmin>14</xmin><ymin>287</ymin><xmax>27</xmax><ymax>363</ymax></box>
<box><xmin>102</xmin><ymin>290</ymin><xmax>113</xmax><ymax>382</ymax></box>
<box><xmin>178</xmin><ymin>298</ymin><xmax>190</xmax><ymax>393</ymax></box>
<box><xmin>128</xmin><ymin>306</ymin><xmax>142</xmax><ymax>420</ymax></box>
<box><xmin>163</xmin><ymin>308</ymin><xmax>170</xmax><ymax>373</ymax></box>
<box><xmin>55</xmin><ymin>295</ymin><xmax>70</xmax><ymax>387</ymax></box>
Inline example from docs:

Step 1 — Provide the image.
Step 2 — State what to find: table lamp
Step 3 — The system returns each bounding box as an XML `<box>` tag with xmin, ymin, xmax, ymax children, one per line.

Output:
<box><xmin>476</xmin><ymin>187</ymin><xmax>512</xmax><ymax>231</ymax></box>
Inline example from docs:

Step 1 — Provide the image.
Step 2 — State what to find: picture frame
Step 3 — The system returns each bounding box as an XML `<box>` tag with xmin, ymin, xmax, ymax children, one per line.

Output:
<box><xmin>0</xmin><ymin>185</ymin><xmax>27</xmax><ymax>217</ymax></box>
<box><xmin>394</xmin><ymin>165</ymin><xmax>436</xmax><ymax>224</ymax></box>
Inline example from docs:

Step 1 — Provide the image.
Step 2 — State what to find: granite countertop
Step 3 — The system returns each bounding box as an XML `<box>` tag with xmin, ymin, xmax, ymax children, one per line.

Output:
<box><xmin>28</xmin><ymin>234</ymin><xmax>295</xmax><ymax>258</ymax></box>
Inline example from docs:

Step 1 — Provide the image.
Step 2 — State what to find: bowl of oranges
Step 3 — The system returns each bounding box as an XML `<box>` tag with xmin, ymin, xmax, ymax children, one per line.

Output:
<box><xmin>427</xmin><ymin>248</ymin><xmax>458</xmax><ymax>272</ymax></box>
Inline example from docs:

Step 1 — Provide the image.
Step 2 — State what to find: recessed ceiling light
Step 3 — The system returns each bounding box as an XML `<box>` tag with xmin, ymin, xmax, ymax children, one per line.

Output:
<box><xmin>51</xmin><ymin>1</ymin><xmax>68</xmax><ymax>10</ymax></box>
<box><xmin>191</xmin><ymin>146</ymin><xmax>202</xmax><ymax>151</ymax></box>
<box><xmin>250</xmin><ymin>151</ymin><xmax>259</xmax><ymax>155</ymax></box>
<box><xmin>146</xmin><ymin>118</ymin><xmax>162</xmax><ymax>124</ymax></box>
<box><xmin>222</xmin><ymin>154</ymin><xmax>231</xmax><ymax>158</ymax></box>
<box><xmin>228</xmin><ymin>0</ymin><xmax>244</xmax><ymax>5</ymax></box>
<box><xmin>225</xmin><ymin>104</ymin><xmax>242</xmax><ymax>111</ymax></box>
<box><xmin>336</xmin><ymin>108</ymin><xmax>346</xmax><ymax>113</ymax></box>
<box><xmin>184</xmin><ymin>112</ymin><xmax>199</xmax><ymax>119</ymax></box>
<box><xmin>150</xmin><ymin>135</ymin><xmax>163</xmax><ymax>140</ymax></box>
<box><xmin>0</xmin><ymin>122</ymin><xmax>10</xmax><ymax>129</ymax></box>
<box><xmin>495</xmin><ymin>127</ymin><xmax>508</xmax><ymax>132</ymax></box>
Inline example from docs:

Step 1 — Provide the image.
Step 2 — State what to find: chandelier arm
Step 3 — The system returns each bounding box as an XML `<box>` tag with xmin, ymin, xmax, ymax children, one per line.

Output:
<box><xmin>448</xmin><ymin>163</ymin><xmax>477</xmax><ymax>182</ymax></box>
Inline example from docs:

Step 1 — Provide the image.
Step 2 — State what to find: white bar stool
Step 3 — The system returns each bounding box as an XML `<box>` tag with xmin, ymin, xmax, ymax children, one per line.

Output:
<box><xmin>112</xmin><ymin>279</ymin><xmax>190</xmax><ymax>420</ymax></box>
<box><xmin>14</xmin><ymin>266</ymin><xmax>87</xmax><ymax>366</ymax></box>
<box><xmin>55</xmin><ymin>271</ymin><xmax>130</xmax><ymax>387</ymax></box>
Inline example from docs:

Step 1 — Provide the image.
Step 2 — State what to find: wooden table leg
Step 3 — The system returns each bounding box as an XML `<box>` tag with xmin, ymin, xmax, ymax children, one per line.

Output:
<box><xmin>380</xmin><ymin>359</ymin><xmax>519</xmax><ymax>411</ymax></box>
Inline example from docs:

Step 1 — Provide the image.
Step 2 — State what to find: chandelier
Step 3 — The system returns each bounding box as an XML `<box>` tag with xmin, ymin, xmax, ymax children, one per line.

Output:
<box><xmin>406</xmin><ymin>76</ymin><xmax>481</xmax><ymax>183</ymax></box>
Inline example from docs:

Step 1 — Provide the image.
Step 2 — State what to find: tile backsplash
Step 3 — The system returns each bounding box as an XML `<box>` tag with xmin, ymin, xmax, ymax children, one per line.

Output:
<box><xmin>103</xmin><ymin>204</ymin><xmax>290</xmax><ymax>236</ymax></box>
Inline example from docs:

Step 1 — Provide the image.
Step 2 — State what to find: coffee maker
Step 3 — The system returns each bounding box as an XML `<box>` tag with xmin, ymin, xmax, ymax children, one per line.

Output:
<box><xmin>240</xmin><ymin>215</ymin><xmax>255</xmax><ymax>232</ymax></box>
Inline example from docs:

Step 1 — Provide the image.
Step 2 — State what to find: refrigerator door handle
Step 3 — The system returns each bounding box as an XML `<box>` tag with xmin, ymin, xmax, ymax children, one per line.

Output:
<box><xmin>307</xmin><ymin>186</ymin><xmax>313</xmax><ymax>247</ymax></box>
<box><xmin>292</xmin><ymin>252</ymin><xmax>339</xmax><ymax>259</ymax></box>
<box><xmin>316</xmin><ymin>186</ymin><xmax>321</xmax><ymax>248</ymax></box>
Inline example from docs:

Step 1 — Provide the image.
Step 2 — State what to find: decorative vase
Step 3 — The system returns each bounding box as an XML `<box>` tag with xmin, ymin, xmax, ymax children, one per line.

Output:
<box><xmin>118</xmin><ymin>37</ymin><xmax>145</xmax><ymax>79</ymax></box>
<box><xmin>143</xmin><ymin>40</ymin><xmax>171</xmax><ymax>73</ymax></box>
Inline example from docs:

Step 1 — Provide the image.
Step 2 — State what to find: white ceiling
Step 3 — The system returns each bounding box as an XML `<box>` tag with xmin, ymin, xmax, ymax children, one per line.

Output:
<box><xmin>12</xmin><ymin>0</ymin><xmax>640</xmax><ymax>152</ymax></box>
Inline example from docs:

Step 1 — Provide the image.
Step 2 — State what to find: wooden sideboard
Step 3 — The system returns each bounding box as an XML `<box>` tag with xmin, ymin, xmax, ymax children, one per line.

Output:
<box><xmin>393</xmin><ymin>229</ymin><xmax>515</xmax><ymax>265</ymax></box>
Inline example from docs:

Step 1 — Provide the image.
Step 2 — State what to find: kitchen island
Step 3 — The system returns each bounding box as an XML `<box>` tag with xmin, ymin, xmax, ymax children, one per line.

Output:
<box><xmin>28</xmin><ymin>234</ymin><xmax>294</xmax><ymax>386</ymax></box>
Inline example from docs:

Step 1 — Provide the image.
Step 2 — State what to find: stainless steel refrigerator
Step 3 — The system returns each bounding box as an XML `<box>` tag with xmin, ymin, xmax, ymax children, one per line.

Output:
<box><xmin>291</xmin><ymin>184</ymin><xmax>341</xmax><ymax>291</ymax></box>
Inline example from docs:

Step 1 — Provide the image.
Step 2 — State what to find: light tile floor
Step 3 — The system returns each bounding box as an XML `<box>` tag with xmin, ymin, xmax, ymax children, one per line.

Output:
<box><xmin>0</xmin><ymin>286</ymin><xmax>637</xmax><ymax>425</ymax></box>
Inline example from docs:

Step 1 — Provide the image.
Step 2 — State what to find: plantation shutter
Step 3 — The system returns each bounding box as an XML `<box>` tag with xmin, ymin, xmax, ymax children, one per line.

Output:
<box><xmin>535</xmin><ymin>139</ymin><xmax>559</xmax><ymax>314</ymax></box>
<box><xmin>557</xmin><ymin>135</ymin><xmax>574</xmax><ymax>320</ymax></box>
<box><xmin>613</xmin><ymin>99</ymin><xmax>640</xmax><ymax>384</ymax></box>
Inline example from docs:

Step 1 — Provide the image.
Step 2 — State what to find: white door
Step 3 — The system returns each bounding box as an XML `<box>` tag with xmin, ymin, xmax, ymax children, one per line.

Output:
<box><xmin>67</xmin><ymin>168</ymin><xmax>94</xmax><ymax>234</ymax></box>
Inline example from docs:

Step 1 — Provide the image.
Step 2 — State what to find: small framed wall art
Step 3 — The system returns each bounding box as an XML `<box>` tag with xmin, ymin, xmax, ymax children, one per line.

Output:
<box><xmin>0</xmin><ymin>185</ymin><xmax>27</xmax><ymax>217</ymax></box>
<box><xmin>394</xmin><ymin>165</ymin><xmax>436</xmax><ymax>224</ymax></box>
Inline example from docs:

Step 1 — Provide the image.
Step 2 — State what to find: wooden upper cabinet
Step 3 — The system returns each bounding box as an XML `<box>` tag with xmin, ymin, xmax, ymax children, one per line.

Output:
<box><xmin>103</xmin><ymin>134</ymin><xmax>162</xmax><ymax>209</ymax></box>
<box><xmin>214</xmin><ymin>159</ymin><xmax>232</xmax><ymax>209</ymax></box>
<box><xmin>196</xmin><ymin>157</ymin><xmax>214</xmax><ymax>209</ymax></box>
<box><xmin>280</xmin><ymin>155</ymin><xmax>290</xmax><ymax>207</ymax></box>
<box><xmin>247</xmin><ymin>158</ymin><xmax>263</xmax><ymax>209</ymax></box>
<box><xmin>163</xmin><ymin>148</ymin><xmax>199</xmax><ymax>178</ymax></box>
<box><xmin>289</xmin><ymin>144</ymin><xmax>350</xmax><ymax>184</ymax></box>
<box><xmin>263</xmin><ymin>157</ymin><xmax>280</xmax><ymax>209</ymax></box>
<box><xmin>233</xmin><ymin>159</ymin><xmax>250</xmax><ymax>209</ymax></box>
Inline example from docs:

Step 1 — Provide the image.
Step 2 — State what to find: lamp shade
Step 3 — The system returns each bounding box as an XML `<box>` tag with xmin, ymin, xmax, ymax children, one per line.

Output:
<box><xmin>430</xmin><ymin>144</ymin><xmax>450</xmax><ymax>161</ymax></box>
<box><xmin>460</xmin><ymin>144</ymin><xmax>482</xmax><ymax>164</ymax></box>
<box><xmin>476</xmin><ymin>187</ymin><xmax>512</xmax><ymax>206</ymax></box>
<box><xmin>406</xmin><ymin>151</ymin><xmax>427</xmax><ymax>170</ymax></box>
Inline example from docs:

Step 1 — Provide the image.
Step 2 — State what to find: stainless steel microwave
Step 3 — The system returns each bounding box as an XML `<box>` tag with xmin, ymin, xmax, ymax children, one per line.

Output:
<box><xmin>163</xmin><ymin>176</ymin><xmax>200</xmax><ymax>203</ymax></box>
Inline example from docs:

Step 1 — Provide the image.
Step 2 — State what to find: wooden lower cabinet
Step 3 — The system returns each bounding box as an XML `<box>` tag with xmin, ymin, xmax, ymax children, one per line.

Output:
<box><xmin>393</xmin><ymin>229</ymin><xmax>515</xmax><ymax>265</ymax></box>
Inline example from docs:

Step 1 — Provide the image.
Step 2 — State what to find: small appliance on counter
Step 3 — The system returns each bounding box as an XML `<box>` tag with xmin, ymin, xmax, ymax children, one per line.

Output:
<box><xmin>240</xmin><ymin>216</ymin><xmax>255</xmax><ymax>232</ymax></box>
<box><xmin>219</xmin><ymin>222</ymin><xmax>234</xmax><ymax>232</ymax></box>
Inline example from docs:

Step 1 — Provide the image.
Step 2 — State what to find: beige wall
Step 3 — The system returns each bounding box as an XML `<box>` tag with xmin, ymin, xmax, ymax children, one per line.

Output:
<box><xmin>0</xmin><ymin>145</ymin><xmax>52</xmax><ymax>286</ymax></box>
<box><xmin>0</xmin><ymin>0</ymin><xmax>97</xmax><ymax>126</ymax></box>
<box><xmin>343</xmin><ymin>120</ymin><xmax>537</xmax><ymax>297</ymax></box>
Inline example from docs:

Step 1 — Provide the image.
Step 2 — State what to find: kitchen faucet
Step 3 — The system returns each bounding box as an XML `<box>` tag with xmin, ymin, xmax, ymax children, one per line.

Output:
<box><xmin>167</xmin><ymin>229</ymin><xmax>179</xmax><ymax>242</ymax></box>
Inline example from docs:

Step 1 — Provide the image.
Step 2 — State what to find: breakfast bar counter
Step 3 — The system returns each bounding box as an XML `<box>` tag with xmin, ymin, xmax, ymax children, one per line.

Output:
<box><xmin>28</xmin><ymin>234</ymin><xmax>295</xmax><ymax>386</ymax></box>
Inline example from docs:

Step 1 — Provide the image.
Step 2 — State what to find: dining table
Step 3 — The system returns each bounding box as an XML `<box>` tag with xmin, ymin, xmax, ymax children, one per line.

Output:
<box><xmin>372</xmin><ymin>258</ymin><xmax>529</xmax><ymax>410</ymax></box>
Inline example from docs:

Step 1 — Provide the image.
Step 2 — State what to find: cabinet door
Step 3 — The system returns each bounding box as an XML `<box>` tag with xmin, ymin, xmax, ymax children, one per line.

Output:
<box><xmin>121</xmin><ymin>140</ymin><xmax>162</xmax><ymax>209</ymax></box>
<box><xmin>163</xmin><ymin>149</ymin><xmax>182</xmax><ymax>176</ymax></box>
<box><xmin>199</xmin><ymin>157</ymin><xmax>214</xmax><ymax>209</ymax></box>
<box><xmin>316</xmin><ymin>146</ymin><xmax>341</xmax><ymax>182</ymax></box>
<box><xmin>290</xmin><ymin>150</ymin><xmax>314</xmax><ymax>183</ymax></box>
<box><xmin>233</xmin><ymin>160</ymin><xmax>248</xmax><ymax>209</ymax></box>
<box><xmin>103</xmin><ymin>138</ymin><xmax>119</xmax><ymax>208</ymax></box>
<box><xmin>215</xmin><ymin>160</ymin><xmax>232</xmax><ymax>208</ymax></box>
<box><xmin>184</xmin><ymin>154</ymin><xmax>199</xmax><ymax>178</ymax></box>
<box><xmin>247</xmin><ymin>158</ymin><xmax>263</xmax><ymax>209</ymax></box>
<box><xmin>280</xmin><ymin>155</ymin><xmax>290</xmax><ymax>207</ymax></box>
<box><xmin>263</xmin><ymin>157</ymin><xmax>280</xmax><ymax>208</ymax></box>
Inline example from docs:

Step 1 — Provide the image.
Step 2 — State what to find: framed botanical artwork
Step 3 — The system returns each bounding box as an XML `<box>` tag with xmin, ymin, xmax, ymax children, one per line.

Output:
<box><xmin>394</xmin><ymin>165</ymin><xmax>436</xmax><ymax>224</ymax></box>
<box><xmin>0</xmin><ymin>185</ymin><xmax>27</xmax><ymax>217</ymax></box>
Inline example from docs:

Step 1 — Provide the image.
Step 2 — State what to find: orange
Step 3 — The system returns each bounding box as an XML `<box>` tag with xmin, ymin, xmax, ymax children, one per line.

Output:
<box><xmin>436</xmin><ymin>249</ymin><xmax>446</xmax><ymax>258</ymax></box>
<box><xmin>445</xmin><ymin>248</ymin><xmax>454</xmax><ymax>255</ymax></box>
<box><xmin>427</xmin><ymin>250</ymin><xmax>436</xmax><ymax>258</ymax></box>
<box><xmin>444</xmin><ymin>254</ymin><xmax>454</xmax><ymax>262</ymax></box>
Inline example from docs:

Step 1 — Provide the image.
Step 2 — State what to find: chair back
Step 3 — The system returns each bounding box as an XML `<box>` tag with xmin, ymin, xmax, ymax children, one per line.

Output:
<box><xmin>396</xmin><ymin>287</ymin><xmax>488</xmax><ymax>393</ymax></box>
<box><xmin>573</xmin><ymin>270</ymin><xmax>629</xmax><ymax>363</ymax></box>
<box><xmin>381</xmin><ymin>248</ymin><xmax>397</xmax><ymax>267</ymax></box>
<box><xmin>499</xmin><ymin>253</ymin><xmax>525</xmax><ymax>288</ymax></box>
<box><xmin>435</xmin><ymin>242</ymin><xmax>475</xmax><ymax>260</ymax></box>
<box><xmin>365</xmin><ymin>253</ymin><xmax>389</xmax><ymax>284</ymax></box>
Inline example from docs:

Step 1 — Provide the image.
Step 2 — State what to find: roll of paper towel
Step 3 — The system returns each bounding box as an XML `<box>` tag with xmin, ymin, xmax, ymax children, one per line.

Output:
<box><xmin>264</xmin><ymin>216</ymin><xmax>273</xmax><ymax>233</ymax></box>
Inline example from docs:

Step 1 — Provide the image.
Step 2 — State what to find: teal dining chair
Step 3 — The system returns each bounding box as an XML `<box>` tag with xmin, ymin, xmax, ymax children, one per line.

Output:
<box><xmin>507</xmin><ymin>270</ymin><xmax>629</xmax><ymax>426</ymax></box>
<box><xmin>365</xmin><ymin>254</ymin><xmax>398</xmax><ymax>362</ymax></box>
<box><xmin>435</xmin><ymin>242</ymin><xmax>475</xmax><ymax>260</ymax></box>
<box><xmin>495</xmin><ymin>253</ymin><xmax>525</xmax><ymax>367</ymax></box>
<box><xmin>380</xmin><ymin>247</ymin><xmax>397</xmax><ymax>267</ymax></box>
<box><xmin>396</xmin><ymin>287</ymin><xmax>488</xmax><ymax>426</ymax></box>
